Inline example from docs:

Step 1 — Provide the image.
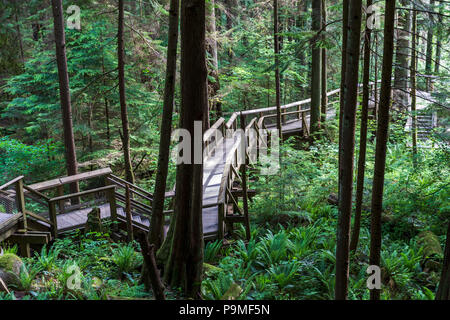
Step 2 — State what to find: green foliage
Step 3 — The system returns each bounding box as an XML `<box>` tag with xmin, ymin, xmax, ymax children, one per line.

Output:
<box><xmin>111</xmin><ymin>242</ymin><xmax>142</xmax><ymax>276</ymax></box>
<box><xmin>34</xmin><ymin>245</ymin><xmax>60</xmax><ymax>272</ymax></box>
<box><xmin>204</xmin><ymin>240</ymin><xmax>222</xmax><ymax>264</ymax></box>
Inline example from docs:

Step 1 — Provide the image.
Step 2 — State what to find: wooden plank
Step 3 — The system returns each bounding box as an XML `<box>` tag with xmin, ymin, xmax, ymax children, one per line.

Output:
<box><xmin>0</xmin><ymin>176</ymin><xmax>24</xmax><ymax>191</ymax></box>
<box><xmin>28</xmin><ymin>168</ymin><xmax>112</xmax><ymax>192</ymax></box>
<box><xmin>59</xmin><ymin>168</ymin><xmax>112</xmax><ymax>185</ymax></box>
<box><xmin>27</xmin><ymin>178</ymin><xmax>62</xmax><ymax>191</ymax></box>
<box><xmin>50</xmin><ymin>185</ymin><xmax>115</xmax><ymax>202</ymax></box>
<box><xmin>9</xmin><ymin>232</ymin><xmax>51</xmax><ymax>245</ymax></box>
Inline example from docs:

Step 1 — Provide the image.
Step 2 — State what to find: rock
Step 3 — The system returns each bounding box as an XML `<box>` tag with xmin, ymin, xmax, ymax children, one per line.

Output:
<box><xmin>418</xmin><ymin>231</ymin><xmax>443</xmax><ymax>272</ymax></box>
<box><xmin>0</xmin><ymin>253</ymin><xmax>24</xmax><ymax>290</ymax></box>
<box><xmin>84</xmin><ymin>207</ymin><xmax>104</xmax><ymax>234</ymax></box>
<box><xmin>221</xmin><ymin>283</ymin><xmax>242</xmax><ymax>300</ymax></box>
<box><xmin>270</xmin><ymin>211</ymin><xmax>311</xmax><ymax>228</ymax></box>
<box><xmin>327</xmin><ymin>193</ymin><xmax>338</xmax><ymax>206</ymax></box>
<box><xmin>203</xmin><ymin>263</ymin><xmax>223</xmax><ymax>277</ymax></box>
<box><xmin>418</xmin><ymin>231</ymin><xmax>443</xmax><ymax>258</ymax></box>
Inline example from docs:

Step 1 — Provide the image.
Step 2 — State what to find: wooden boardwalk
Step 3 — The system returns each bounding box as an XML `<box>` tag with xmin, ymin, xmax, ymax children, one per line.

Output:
<box><xmin>3</xmin><ymin>81</ymin><xmax>439</xmax><ymax>252</ymax></box>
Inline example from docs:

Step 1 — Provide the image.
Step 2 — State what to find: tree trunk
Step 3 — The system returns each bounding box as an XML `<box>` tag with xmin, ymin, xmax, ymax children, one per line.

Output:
<box><xmin>149</xmin><ymin>0</ymin><xmax>180</xmax><ymax>250</ymax></box>
<box><xmin>434</xmin><ymin>3</ymin><xmax>443</xmax><ymax>74</ymax></box>
<box><xmin>335</xmin><ymin>0</ymin><xmax>363</xmax><ymax>300</ymax></box>
<box><xmin>118</xmin><ymin>0</ymin><xmax>135</xmax><ymax>184</ymax></box>
<box><xmin>373</xmin><ymin>31</ymin><xmax>379</xmax><ymax>120</ymax></box>
<box><xmin>321</xmin><ymin>0</ymin><xmax>328</xmax><ymax>123</ymax></box>
<box><xmin>338</xmin><ymin>0</ymin><xmax>349</xmax><ymax>200</ymax></box>
<box><xmin>369</xmin><ymin>0</ymin><xmax>396</xmax><ymax>301</ymax></box>
<box><xmin>274</xmin><ymin>0</ymin><xmax>282</xmax><ymax>141</ymax></box>
<box><xmin>393</xmin><ymin>0</ymin><xmax>411</xmax><ymax>115</ymax></box>
<box><xmin>350</xmin><ymin>0</ymin><xmax>372</xmax><ymax>253</ymax></box>
<box><xmin>425</xmin><ymin>0</ymin><xmax>435</xmax><ymax>92</ymax></box>
<box><xmin>14</xmin><ymin>6</ymin><xmax>25</xmax><ymax>67</ymax></box>
<box><xmin>137</xmin><ymin>234</ymin><xmax>166</xmax><ymax>300</ymax></box>
<box><xmin>310</xmin><ymin>0</ymin><xmax>322</xmax><ymax>134</ymax></box>
<box><xmin>51</xmin><ymin>0</ymin><xmax>79</xmax><ymax>197</ymax></box>
<box><xmin>436</xmin><ymin>221</ymin><xmax>450</xmax><ymax>300</ymax></box>
<box><xmin>410</xmin><ymin>7</ymin><xmax>418</xmax><ymax>164</ymax></box>
<box><xmin>164</xmin><ymin>0</ymin><xmax>206</xmax><ymax>299</ymax></box>
<box><xmin>207</xmin><ymin>0</ymin><xmax>221</xmax><ymax>121</ymax></box>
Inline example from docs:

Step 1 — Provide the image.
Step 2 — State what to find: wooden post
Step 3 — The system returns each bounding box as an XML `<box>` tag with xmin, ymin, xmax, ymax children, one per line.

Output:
<box><xmin>240</xmin><ymin>113</ymin><xmax>251</xmax><ymax>241</ymax></box>
<box><xmin>125</xmin><ymin>184</ymin><xmax>134</xmax><ymax>241</ymax></box>
<box><xmin>302</xmin><ymin>112</ymin><xmax>309</xmax><ymax>137</ymax></box>
<box><xmin>107</xmin><ymin>187</ymin><xmax>118</xmax><ymax>231</ymax></box>
<box><xmin>57</xmin><ymin>185</ymin><xmax>65</xmax><ymax>214</ymax></box>
<box><xmin>15</xmin><ymin>179</ymin><xmax>27</xmax><ymax>230</ymax></box>
<box><xmin>218</xmin><ymin>203</ymin><xmax>225</xmax><ymax>239</ymax></box>
<box><xmin>15</xmin><ymin>177</ymin><xmax>31</xmax><ymax>257</ymax></box>
<box><xmin>48</xmin><ymin>201</ymin><xmax>58</xmax><ymax>239</ymax></box>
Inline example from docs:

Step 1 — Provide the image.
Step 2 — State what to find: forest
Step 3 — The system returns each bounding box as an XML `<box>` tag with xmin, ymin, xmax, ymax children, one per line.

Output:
<box><xmin>0</xmin><ymin>0</ymin><xmax>449</xmax><ymax>302</ymax></box>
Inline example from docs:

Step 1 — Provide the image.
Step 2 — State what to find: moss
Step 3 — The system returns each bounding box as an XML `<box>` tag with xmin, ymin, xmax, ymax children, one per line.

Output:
<box><xmin>418</xmin><ymin>231</ymin><xmax>443</xmax><ymax>258</ymax></box>
<box><xmin>203</xmin><ymin>263</ymin><xmax>223</xmax><ymax>275</ymax></box>
<box><xmin>0</xmin><ymin>253</ymin><xmax>22</xmax><ymax>273</ymax></box>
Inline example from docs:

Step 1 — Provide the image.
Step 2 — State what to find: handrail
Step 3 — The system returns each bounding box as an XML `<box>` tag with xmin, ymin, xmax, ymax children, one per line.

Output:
<box><xmin>236</xmin><ymin>80</ymin><xmax>381</xmax><ymax>118</ymax></box>
<box><xmin>203</xmin><ymin>117</ymin><xmax>225</xmax><ymax>142</ymax></box>
<box><xmin>49</xmin><ymin>185</ymin><xmax>116</xmax><ymax>203</ymax></box>
<box><xmin>0</xmin><ymin>176</ymin><xmax>24</xmax><ymax>191</ymax></box>
<box><xmin>108</xmin><ymin>174</ymin><xmax>154</xmax><ymax>199</ymax></box>
<box><xmin>23</xmin><ymin>185</ymin><xmax>51</xmax><ymax>201</ymax></box>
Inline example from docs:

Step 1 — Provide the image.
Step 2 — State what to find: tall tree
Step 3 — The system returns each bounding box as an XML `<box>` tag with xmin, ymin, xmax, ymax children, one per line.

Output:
<box><xmin>164</xmin><ymin>0</ymin><xmax>206</xmax><ymax>299</ymax></box>
<box><xmin>410</xmin><ymin>7</ymin><xmax>418</xmax><ymax>163</ymax></box>
<box><xmin>434</xmin><ymin>2</ymin><xmax>443</xmax><ymax>74</ymax></box>
<box><xmin>310</xmin><ymin>0</ymin><xmax>322</xmax><ymax>134</ymax></box>
<box><xmin>425</xmin><ymin>0</ymin><xmax>435</xmax><ymax>91</ymax></box>
<box><xmin>369</xmin><ymin>0</ymin><xmax>396</xmax><ymax>301</ymax></box>
<box><xmin>321</xmin><ymin>0</ymin><xmax>328</xmax><ymax>123</ymax></box>
<box><xmin>350</xmin><ymin>0</ymin><xmax>373</xmax><ymax>253</ymax></box>
<box><xmin>393</xmin><ymin>0</ymin><xmax>411</xmax><ymax>115</ymax></box>
<box><xmin>118</xmin><ymin>0</ymin><xmax>135</xmax><ymax>184</ymax></box>
<box><xmin>274</xmin><ymin>0</ymin><xmax>282</xmax><ymax>141</ymax></box>
<box><xmin>207</xmin><ymin>0</ymin><xmax>221</xmax><ymax>120</ymax></box>
<box><xmin>149</xmin><ymin>0</ymin><xmax>180</xmax><ymax>250</ymax></box>
<box><xmin>51</xmin><ymin>0</ymin><xmax>79</xmax><ymax>196</ymax></box>
<box><xmin>338</xmin><ymin>0</ymin><xmax>349</xmax><ymax>198</ymax></box>
<box><xmin>335</xmin><ymin>0</ymin><xmax>362</xmax><ymax>300</ymax></box>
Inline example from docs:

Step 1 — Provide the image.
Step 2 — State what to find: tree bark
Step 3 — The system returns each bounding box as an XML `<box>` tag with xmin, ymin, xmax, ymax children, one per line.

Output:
<box><xmin>394</xmin><ymin>0</ymin><xmax>411</xmax><ymax>91</ymax></box>
<box><xmin>274</xmin><ymin>0</ymin><xmax>282</xmax><ymax>141</ymax></box>
<box><xmin>434</xmin><ymin>3</ymin><xmax>443</xmax><ymax>74</ymax></box>
<box><xmin>51</xmin><ymin>0</ymin><xmax>79</xmax><ymax>198</ymax></box>
<box><xmin>118</xmin><ymin>0</ymin><xmax>135</xmax><ymax>184</ymax></box>
<box><xmin>393</xmin><ymin>0</ymin><xmax>411</xmax><ymax>116</ymax></box>
<box><xmin>321</xmin><ymin>0</ymin><xmax>328</xmax><ymax>123</ymax></box>
<box><xmin>425</xmin><ymin>0</ymin><xmax>435</xmax><ymax>92</ymax></box>
<box><xmin>338</xmin><ymin>0</ymin><xmax>349</xmax><ymax>201</ymax></box>
<box><xmin>310</xmin><ymin>0</ymin><xmax>322</xmax><ymax>134</ymax></box>
<box><xmin>335</xmin><ymin>0</ymin><xmax>363</xmax><ymax>300</ymax></box>
<box><xmin>137</xmin><ymin>233</ymin><xmax>166</xmax><ymax>300</ymax></box>
<box><xmin>164</xmin><ymin>0</ymin><xmax>206</xmax><ymax>299</ymax></box>
<box><xmin>149</xmin><ymin>0</ymin><xmax>180</xmax><ymax>250</ymax></box>
<box><xmin>369</xmin><ymin>0</ymin><xmax>396</xmax><ymax>301</ymax></box>
<box><xmin>207</xmin><ymin>0</ymin><xmax>221</xmax><ymax>120</ymax></box>
<box><xmin>436</xmin><ymin>221</ymin><xmax>450</xmax><ymax>300</ymax></box>
<box><xmin>410</xmin><ymin>7</ymin><xmax>418</xmax><ymax>164</ymax></box>
<box><xmin>350</xmin><ymin>0</ymin><xmax>372</xmax><ymax>253</ymax></box>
